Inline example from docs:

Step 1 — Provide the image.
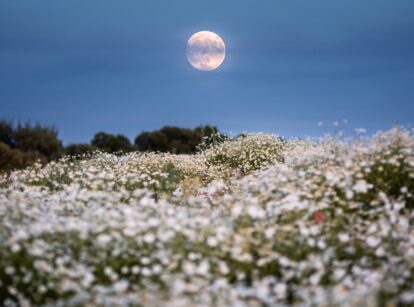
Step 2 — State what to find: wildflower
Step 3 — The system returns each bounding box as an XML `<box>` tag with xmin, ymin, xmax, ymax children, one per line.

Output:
<box><xmin>113</xmin><ymin>280</ymin><xmax>129</xmax><ymax>293</ymax></box>
<box><xmin>207</xmin><ymin>237</ymin><xmax>218</xmax><ymax>247</ymax></box>
<box><xmin>274</xmin><ymin>283</ymin><xmax>287</xmax><ymax>298</ymax></box>
<box><xmin>97</xmin><ymin>234</ymin><xmax>112</xmax><ymax>245</ymax></box>
<box><xmin>313</xmin><ymin>211</ymin><xmax>326</xmax><ymax>224</ymax></box>
<box><xmin>353</xmin><ymin>180</ymin><xmax>372</xmax><ymax>193</ymax></box>
<box><xmin>338</xmin><ymin>233</ymin><xmax>350</xmax><ymax>243</ymax></box>
<box><xmin>366</xmin><ymin>236</ymin><xmax>380</xmax><ymax>248</ymax></box>
<box><xmin>143</xmin><ymin>233</ymin><xmax>156</xmax><ymax>244</ymax></box>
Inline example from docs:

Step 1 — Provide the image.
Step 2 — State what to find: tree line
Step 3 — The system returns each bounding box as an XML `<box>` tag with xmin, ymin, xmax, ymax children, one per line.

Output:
<box><xmin>0</xmin><ymin>120</ymin><xmax>223</xmax><ymax>171</ymax></box>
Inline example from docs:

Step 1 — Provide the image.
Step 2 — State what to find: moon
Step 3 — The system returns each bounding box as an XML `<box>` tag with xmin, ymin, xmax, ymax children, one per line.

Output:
<box><xmin>186</xmin><ymin>31</ymin><xmax>226</xmax><ymax>71</ymax></box>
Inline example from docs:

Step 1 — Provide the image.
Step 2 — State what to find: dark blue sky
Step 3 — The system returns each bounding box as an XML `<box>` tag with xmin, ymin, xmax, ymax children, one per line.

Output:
<box><xmin>1</xmin><ymin>0</ymin><xmax>413</xmax><ymax>144</ymax></box>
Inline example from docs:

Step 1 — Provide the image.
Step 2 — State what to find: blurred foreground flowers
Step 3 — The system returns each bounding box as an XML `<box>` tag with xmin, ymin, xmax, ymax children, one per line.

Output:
<box><xmin>0</xmin><ymin>127</ymin><xmax>413</xmax><ymax>306</ymax></box>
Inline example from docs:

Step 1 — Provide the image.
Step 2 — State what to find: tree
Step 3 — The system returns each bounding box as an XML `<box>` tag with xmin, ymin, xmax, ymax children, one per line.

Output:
<box><xmin>135</xmin><ymin>126</ymin><xmax>195</xmax><ymax>154</ymax></box>
<box><xmin>134</xmin><ymin>125</ymin><xmax>222</xmax><ymax>154</ymax></box>
<box><xmin>0</xmin><ymin>142</ymin><xmax>25</xmax><ymax>172</ymax></box>
<box><xmin>193</xmin><ymin>125</ymin><xmax>219</xmax><ymax>139</ymax></box>
<box><xmin>65</xmin><ymin>143</ymin><xmax>97</xmax><ymax>157</ymax></box>
<box><xmin>193</xmin><ymin>125</ymin><xmax>228</xmax><ymax>150</ymax></box>
<box><xmin>13</xmin><ymin>123</ymin><xmax>64</xmax><ymax>163</ymax></box>
<box><xmin>91</xmin><ymin>132</ymin><xmax>133</xmax><ymax>153</ymax></box>
<box><xmin>0</xmin><ymin>120</ymin><xmax>15</xmax><ymax>148</ymax></box>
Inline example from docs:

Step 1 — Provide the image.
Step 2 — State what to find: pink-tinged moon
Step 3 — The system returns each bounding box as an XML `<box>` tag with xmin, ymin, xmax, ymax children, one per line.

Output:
<box><xmin>186</xmin><ymin>31</ymin><xmax>226</xmax><ymax>71</ymax></box>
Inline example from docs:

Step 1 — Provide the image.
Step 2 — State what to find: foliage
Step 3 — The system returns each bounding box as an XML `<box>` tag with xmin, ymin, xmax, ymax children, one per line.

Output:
<box><xmin>0</xmin><ymin>121</ymin><xmax>222</xmax><ymax>171</ymax></box>
<box><xmin>0</xmin><ymin>120</ymin><xmax>14</xmax><ymax>148</ymax></box>
<box><xmin>203</xmin><ymin>133</ymin><xmax>286</xmax><ymax>174</ymax></box>
<box><xmin>91</xmin><ymin>132</ymin><xmax>133</xmax><ymax>154</ymax></box>
<box><xmin>0</xmin><ymin>142</ymin><xmax>25</xmax><ymax>172</ymax></box>
<box><xmin>65</xmin><ymin>143</ymin><xmax>97</xmax><ymax>158</ymax></box>
<box><xmin>0</xmin><ymin>121</ymin><xmax>64</xmax><ymax>171</ymax></box>
<box><xmin>13</xmin><ymin>123</ymin><xmax>64</xmax><ymax>162</ymax></box>
<box><xmin>196</xmin><ymin>132</ymin><xmax>229</xmax><ymax>152</ymax></box>
<box><xmin>135</xmin><ymin>125</ymin><xmax>221</xmax><ymax>154</ymax></box>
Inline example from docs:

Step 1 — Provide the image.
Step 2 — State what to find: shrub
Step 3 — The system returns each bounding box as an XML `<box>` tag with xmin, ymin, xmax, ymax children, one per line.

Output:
<box><xmin>13</xmin><ymin>123</ymin><xmax>64</xmax><ymax>162</ymax></box>
<box><xmin>65</xmin><ymin>143</ymin><xmax>97</xmax><ymax>158</ymax></box>
<box><xmin>135</xmin><ymin>125</ymin><xmax>221</xmax><ymax>154</ymax></box>
<box><xmin>197</xmin><ymin>132</ymin><xmax>229</xmax><ymax>152</ymax></box>
<box><xmin>0</xmin><ymin>142</ymin><xmax>25</xmax><ymax>172</ymax></box>
<box><xmin>362</xmin><ymin>128</ymin><xmax>414</xmax><ymax>209</ymax></box>
<box><xmin>91</xmin><ymin>132</ymin><xmax>133</xmax><ymax>154</ymax></box>
<box><xmin>0</xmin><ymin>120</ymin><xmax>14</xmax><ymax>148</ymax></box>
<box><xmin>203</xmin><ymin>134</ymin><xmax>286</xmax><ymax>174</ymax></box>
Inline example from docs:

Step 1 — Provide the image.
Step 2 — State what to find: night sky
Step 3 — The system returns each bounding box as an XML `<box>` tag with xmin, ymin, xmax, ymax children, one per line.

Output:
<box><xmin>1</xmin><ymin>0</ymin><xmax>413</xmax><ymax>144</ymax></box>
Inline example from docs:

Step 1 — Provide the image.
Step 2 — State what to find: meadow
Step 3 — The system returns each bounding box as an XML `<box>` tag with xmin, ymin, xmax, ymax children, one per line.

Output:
<box><xmin>0</xmin><ymin>127</ymin><xmax>413</xmax><ymax>306</ymax></box>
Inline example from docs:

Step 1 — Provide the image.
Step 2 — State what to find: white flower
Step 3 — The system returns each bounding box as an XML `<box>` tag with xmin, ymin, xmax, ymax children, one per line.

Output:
<box><xmin>131</xmin><ymin>266</ymin><xmax>140</xmax><ymax>274</ymax></box>
<box><xmin>274</xmin><ymin>283</ymin><xmax>287</xmax><ymax>298</ymax></box>
<box><xmin>264</xmin><ymin>228</ymin><xmax>275</xmax><ymax>239</ymax></box>
<box><xmin>5</xmin><ymin>266</ymin><xmax>15</xmax><ymax>275</ymax></box>
<box><xmin>345</xmin><ymin>189</ymin><xmax>354</xmax><ymax>200</ymax></box>
<box><xmin>207</xmin><ymin>236</ymin><xmax>218</xmax><ymax>247</ymax></box>
<box><xmin>183</xmin><ymin>262</ymin><xmax>196</xmax><ymax>276</ymax></box>
<box><xmin>10</xmin><ymin>243</ymin><xmax>21</xmax><ymax>253</ymax></box>
<box><xmin>140</xmin><ymin>257</ymin><xmax>151</xmax><ymax>265</ymax></box>
<box><xmin>143</xmin><ymin>233</ymin><xmax>156</xmax><ymax>244</ymax></box>
<box><xmin>172</xmin><ymin>188</ymin><xmax>182</xmax><ymax>197</ymax></box>
<box><xmin>366</xmin><ymin>236</ymin><xmax>380</xmax><ymax>248</ymax></box>
<box><xmin>197</xmin><ymin>260</ymin><xmax>210</xmax><ymax>276</ymax></box>
<box><xmin>81</xmin><ymin>272</ymin><xmax>95</xmax><ymax>288</ymax></box>
<box><xmin>218</xmin><ymin>261</ymin><xmax>229</xmax><ymax>275</ymax></box>
<box><xmin>309</xmin><ymin>274</ymin><xmax>321</xmax><ymax>285</ymax></box>
<box><xmin>97</xmin><ymin>234</ymin><xmax>112</xmax><ymax>246</ymax></box>
<box><xmin>338</xmin><ymin>233</ymin><xmax>350</xmax><ymax>243</ymax></box>
<box><xmin>400</xmin><ymin>291</ymin><xmax>414</xmax><ymax>303</ymax></box>
<box><xmin>231</xmin><ymin>204</ymin><xmax>243</xmax><ymax>218</ymax></box>
<box><xmin>141</xmin><ymin>267</ymin><xmax>152</xmax><ymax>276</ymax></box>
<box><xmin>375</xmin><ymin>246</ymin><xmax>385</xmax><ymax>257</ymax></box>
<box><xmin>317</xmin><ymin>240</ymin><xmax>326</xmax><ymax>249</ymax></box>
<box><xmin>334</xmin><ymin>268</ymin><xmax>346</xmax><ymax>281</ymax></box>
<box><xmin>353</xmin><ymin>180</ymin><xmax>372</xmax><ymax>193</ymax></box>
<box><xmin>247</xmin><ymin>205</ymin><xmax>265</xmax><ymax>219</ymax></box>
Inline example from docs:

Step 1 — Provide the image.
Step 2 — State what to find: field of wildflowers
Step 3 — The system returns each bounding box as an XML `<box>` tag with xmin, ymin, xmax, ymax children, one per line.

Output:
<box><xmin>0</xmin><ymin>127</ymin><xmax>413</xmax><ymax>306</ymax></box>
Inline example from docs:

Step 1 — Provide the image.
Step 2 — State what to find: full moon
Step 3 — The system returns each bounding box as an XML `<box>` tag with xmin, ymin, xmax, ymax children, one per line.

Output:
<box><xmin>186</xmin><ymin>31</ymin><xmax>226</xmax><ymax>71</ymax></box>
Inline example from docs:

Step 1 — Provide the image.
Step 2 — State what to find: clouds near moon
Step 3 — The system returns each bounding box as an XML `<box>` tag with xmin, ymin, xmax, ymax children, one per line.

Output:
<box><xmin>186</xmin><ymin>31</ymin><xmax>226</xmax><ymax>71</ymax></box>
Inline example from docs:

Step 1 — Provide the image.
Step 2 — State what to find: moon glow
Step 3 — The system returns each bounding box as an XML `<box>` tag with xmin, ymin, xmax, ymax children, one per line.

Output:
<box><xmin>186</xmin><ymin>31</ymin><xmax>226</xmax><ymax>71</ymax></box>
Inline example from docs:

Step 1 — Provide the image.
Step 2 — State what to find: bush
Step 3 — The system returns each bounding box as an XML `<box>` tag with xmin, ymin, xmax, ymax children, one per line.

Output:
<box><xmin>91</xmin><ymin>132</ymin><xmax>133</xmax><ymax>154</ymax></box>
<box><xmin>0</xmin><ymin>120</ymin><xmax>14</xmax><ymax>148</ymax></box>
<box><xmin>13</xmin><ymin>123</ymin><xmax>64</xmax><ymax>163</ymax></box>
<box><xmin>203</xmin><ymin>134</ymin><xmax>286</xmax><ymax>174</ymax></box>
<box><xmin>65</xmin><ymin>143</ymin><xmax>97</xmax><ymax>158</ymax></box>
<box><xmin>135</xmin><ymin>125</ymin><xmax>221</xmax><ymax>154</ymax></box>
<box><xmin>0</xmin><ymin>142</ymin><xmax>25</xmax><ymax>172</ymax></box>
<box><xmin>197</xmin><ymin>132</ymin><xmax>229</xmax><ymax>152</ymax></box>
<box><xmin>362</xmin><ymin>129</ymin><xmax>414</xmax><ymax>209</ymax></box>
<box><xmin>0</xmin><ymin>122</ymin><xmax>64</xmax><ymax>171</ymax></box>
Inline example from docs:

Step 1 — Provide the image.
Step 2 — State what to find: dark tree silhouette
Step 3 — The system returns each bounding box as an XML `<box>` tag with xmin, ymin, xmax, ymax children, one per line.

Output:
<box><xmin>0</xmin><ymin>119</ymin><xmax>223</xmax><ymax>171</ymax></box>
<box><xmin>65</xmin><ymin>143</ymin><xmax>97</xmax><ymax>157</ymax></box>
<box><xmin>91</xmin><ymin>132</ymin><xmax>133</xmax><ymax>153</ymax></box>
<box><xmin>135</xmin><ymin>125</ymin><xmax>221</xmax><ymax>154</ymax></box>
<box><xmin>0</xmin><ymin>142</ymin><xmax>25</xmax><ymax>172</ymax></box>
<box><xmin>0</xmin><ymin>120</ymin><xmax>15</xmax><ymax>148</ymax></box>
<box><xmin>13</xmin><ymin>123</ymin><xmax>64</xmax><ymax>164</ymax></box>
